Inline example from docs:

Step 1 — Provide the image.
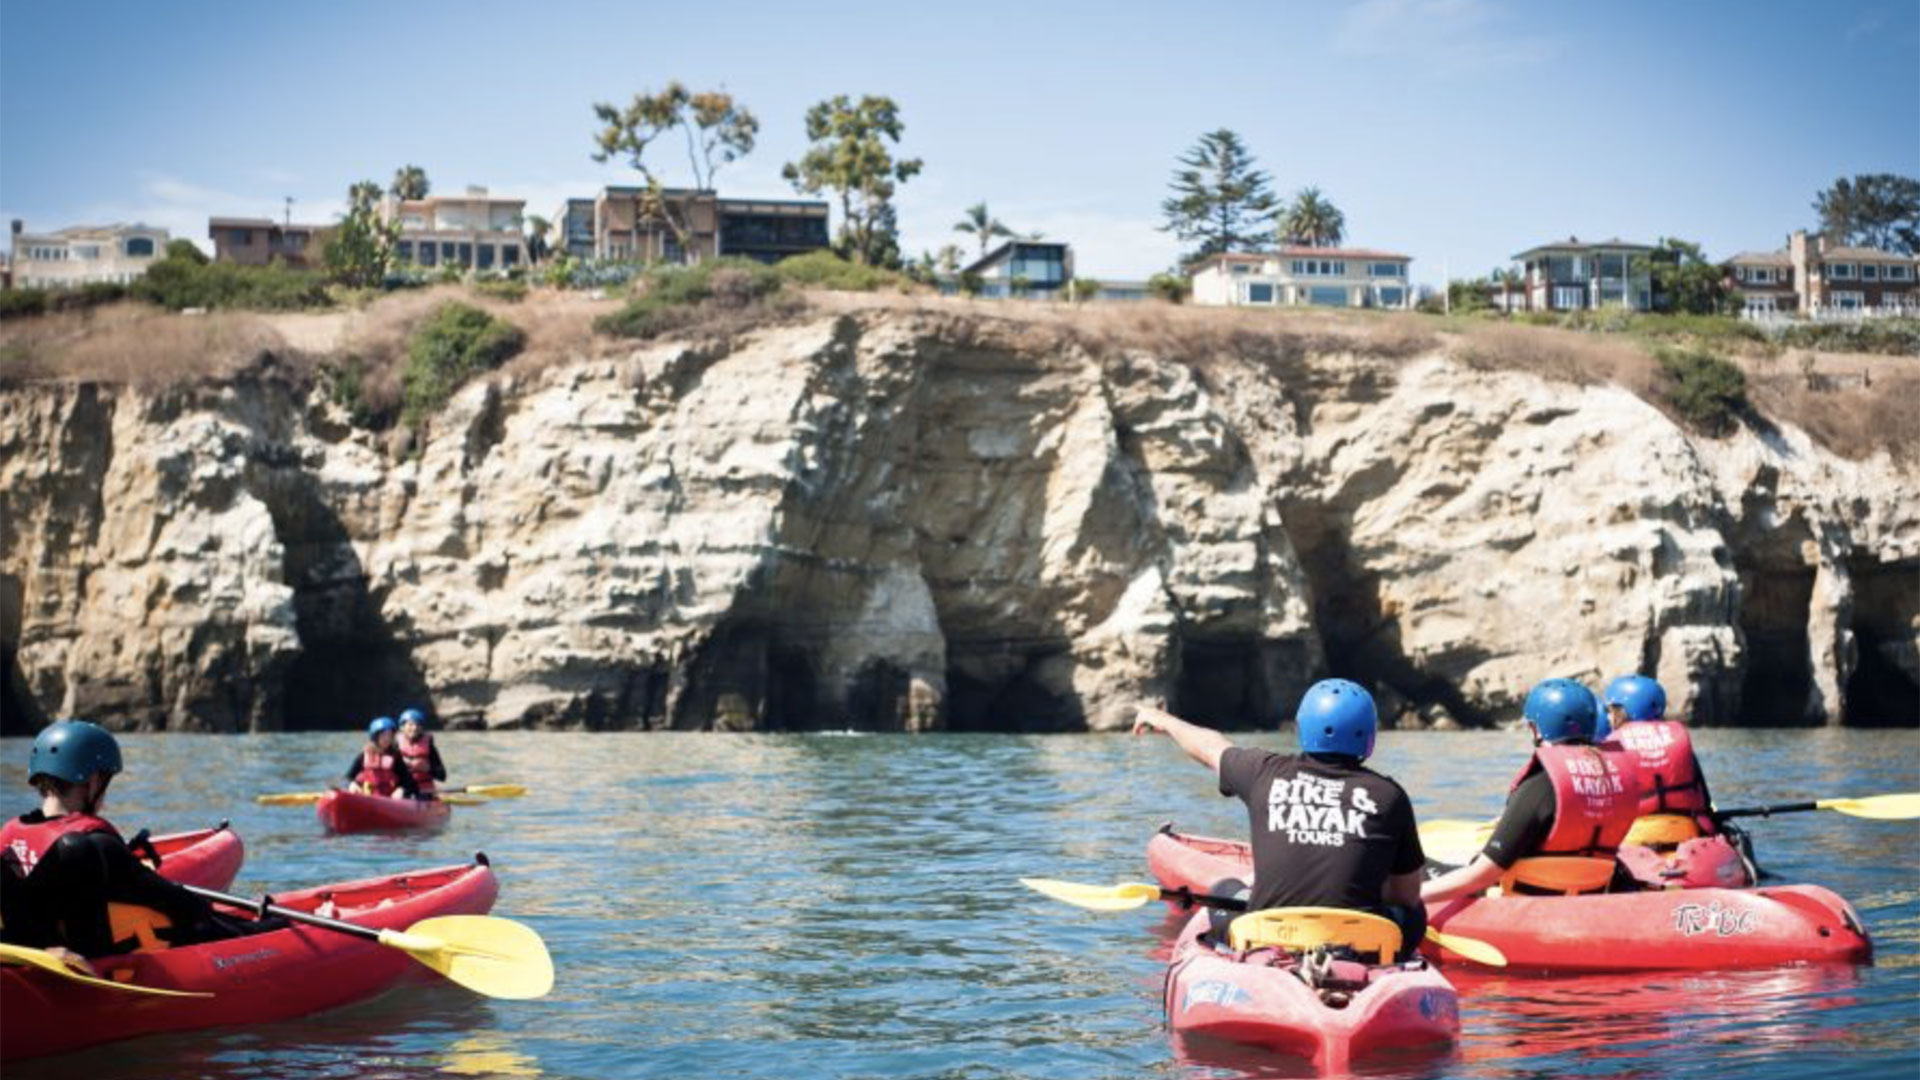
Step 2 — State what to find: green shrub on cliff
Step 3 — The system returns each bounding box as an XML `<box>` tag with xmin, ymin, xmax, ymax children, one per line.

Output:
<box><xmin>1778</xmin><ymin>318</ymin><xmax>1920</xmax><ymax>356</ymax></box>
<box><xmin>773</xmin><ymin>250</ymin><xmax>905</xmax><ymax>291</ymax></box>
<box><xmin>402</xmin><ymin>302</ymin><xmax>525</xmax><ymax>428</ymax></box>
<box><xmin>132</xmin><ymin>247</ymin><xmax>329</xmax><ymax>312</ymax></box>
<box><xmin>594</xmin><ymin>258</ymin><xmax>785</xmax><ymax>340</ymax></box>
<box><xmin>1658</xmin><ymin>348</ymin><xmax>1747</xmax><ymax>436</ymax></box>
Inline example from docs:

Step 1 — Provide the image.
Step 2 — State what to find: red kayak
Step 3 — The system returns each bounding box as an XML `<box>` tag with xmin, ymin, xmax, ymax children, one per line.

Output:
<box><xmin>1</xmin><ymin>858</ymin><xmax>498</xmax><ymax>1061</ymax></box>
<box><xmin>316</xmin><ymin>788</ymin><xmax>451</xmax><ymax>833</ymax></box>
<box><xmin>1617</xmin><ymin>831</ymin><xmax>1756</xmax><ymax>889</ymax></box>
<box><xmin>143</xmin><ymin>824</ymin><xmax>245</xmax><ymax>890</ymax></box>
<box><xmin>1164</xmin><ymin>909</ymin><xmax>1458</xmax><ymax>1072</ymax></box>
<box><xmin>1147</xmin><ymin>827</ymin><xmax>1870</xmax><ymax>971</ymax></box>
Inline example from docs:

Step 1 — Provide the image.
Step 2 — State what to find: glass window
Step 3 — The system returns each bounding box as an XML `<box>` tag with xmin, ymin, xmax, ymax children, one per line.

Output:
<box><xmin>1886</xmin><ymin>264</ymin><xmax>1913</xmax><ymax>281</ymax></box>
<box><xmin>1597</xmin><ymin>253</ymin><xmax>1628</xmax><ymax>278</ymax></box>
<box><xmin>1231</xmin><ymin>264</ymin><xmax>1250</xmax><ymax>275</ymax></box>
<box><xmin>230</xmin><ymin>229</ymin><xmax>252</xmax><ymax>246</ymax></box>
<box><xmin>1860</xmin><ymin>264</ymin><xmax>1878</xmax><ymax>280</ymax></box>
<box><xmin>502</xmin><ymin>245</ymin><xmax>519</xmax><ymax>267</ymax></box>
<box><xmin>124</xmin><ymin>237</ymin><xmax>155</xmax><ymax>257</ymax></box>
<box><xmin>1370</xmin><ymin>262</ymin><xmax>1402</xmax><ymax>277</ymax></box>
<box><xmin>1378</xmin><ymin>286</ymin><xmax>1404</xmax><ymax>307</ymax></box>
<box><xmin>1832</xmin><ymin>291</ymin><xmax>1862</xmax><ymax>310</ymax></box>
<box><xmin>1828</xmin><ymin>263</ymin><xmax>1855</xmax><ymax>279</ymax></box>
<box><xmin>1248</xmin><ymin>282</ymin><xmax>1274</xmax><ymax>303</ymax></box>
<box><xmin>458</xmin><ymin>242</ymin><xmax>473</xmax><ymax>266</ymax></box>
<box><xmin>477</xmin><ymin>244</ymin><xmax>495</xmax><ymax>269</ymax></box>
<box><xmin>1290</xmin><ymin>260</ymin><xmax>1305</xmax><ymax>275</ymax></box>
<box><xmin>1308</xmin><ymin>285</ymin><xmax>1349</xmax><ymax>307</ymax></box>
<box><xmin>1554</xmin><ymin>286</ymin><xmax>1585</xmax><ymax>309</ymax></box>
<box><xmin>398</xmin><ymin>241</ymin><xmax>415</xmax><ymax>262</ymax></box>
<box><xmin>418</xmin><ymin>242</ymin><xmax>436</xmax><ymax>267</ymax></box>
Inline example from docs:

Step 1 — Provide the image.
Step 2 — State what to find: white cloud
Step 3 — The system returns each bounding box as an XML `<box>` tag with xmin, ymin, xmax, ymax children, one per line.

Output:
<box><xmin>1335</xmin><ymin>0</ymin><xmax>1557</xmax><ymax>74</ymax></box>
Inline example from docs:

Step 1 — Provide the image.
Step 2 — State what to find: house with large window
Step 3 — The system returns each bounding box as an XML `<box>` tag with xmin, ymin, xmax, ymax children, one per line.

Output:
<box><xmin>1188</xmin><ymin>246</ymin><xmax>1414</xmax><ymax>309</ymax></box>
<box><xmin>1722</xmin><ymin>249</ymin><xmax>1796</xmax><ymax>317</ymax></box>
<box><xmin>1500</xmin><ymin>237</ymin><xmax>1653</xmax><ymax>311</ymax></box>
<box><xmin>11</xmin><ymin>223</ymin><xmax>170</xmax><ymax>288</ymax></box>
<box><xmin>1787</xmin><ymin>230</ymin><xmax>1917</xmax><ymax>316</ymax></box>
<box><xmin>959</xmin><ymin>240</ymin><xmax>1072</xmax><ymax>298</ymax></box>
<box><xmin>383</xmin><ymin>186</ymin><xmax>527</xmax><ymax>272</ymax></box>
<box><xmin>552</xmin><ymin>198</ymin><xmax>596</xmax><ymax>261</ymax></box>
<box><xmin>208</xmin><ymin>217</ymin><xmax>334</xmax><ymax>268</ymax></box>
<box><xmin>568</xmin><ymin>187</ymin><xmax>829</xmax><ymax>264</ymax></box>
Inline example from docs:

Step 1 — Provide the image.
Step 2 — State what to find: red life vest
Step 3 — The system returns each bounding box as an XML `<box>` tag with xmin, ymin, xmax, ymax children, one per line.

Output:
<box><xmin>1508</xmin><ymin>742</ymin><xmax>1642</xmax><ymax>857</ymax></box>
<box><xmin>356</xmin><ymin>744</ymin><xmax>400</xmax><ymax>796</ymax></box>
<box><xmin>0</xmin><ymin>812</ymin><xmax>120</xmax><ymax>877</ymax></box>
<box><xmin>1605</xmin><ymin>720</ymin><xmax>1711</xmax><ymax>818</ymax></box>
<box><xmin>397</xmin><ymin>731</ymin><xmax>436</xmax><ymax>795</ymax></box>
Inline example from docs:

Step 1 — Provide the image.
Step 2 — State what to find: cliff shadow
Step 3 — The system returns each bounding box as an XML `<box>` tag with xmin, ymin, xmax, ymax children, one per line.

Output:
<box><xmin>1844</xmin><ymin>555</ymin><xmax>1919</xmax><ymax>726</ymax></box>
<box><xmin>1734</xmin><ymin>557</ymin><xmax>1817</xmax><ymax>725</ymax></box>
<box><xmin>0</xmin><ymin>573</ymin><xmax>46</xmax><ymax>734</ymax></box>
<box><xmin>246</xmin><ymin>466</ymin><xmax>430</xmax><ymax>731</ymax></box>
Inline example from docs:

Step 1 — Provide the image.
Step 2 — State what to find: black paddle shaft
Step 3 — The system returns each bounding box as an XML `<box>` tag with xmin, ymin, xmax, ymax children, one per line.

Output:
<box><xmin>181</xmin><ymin>884</ymin><xmax>387</xmax><ymax>943</ymax></box>
<box><xmin>1160</xmin><ymin>885</ymin><xmax>1249</xmax><ymax>912</ymax></box>
<box><xmin>1716</xmin><ymin>801</ymin><xmax>1820</xmax><ymax>820</ymax></box>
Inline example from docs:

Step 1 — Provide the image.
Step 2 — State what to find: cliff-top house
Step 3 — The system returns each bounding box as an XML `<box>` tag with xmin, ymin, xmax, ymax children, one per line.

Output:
<box><xmin>11</xmin><ymin>222</ymin><xmax>170</xmax><ymax>288</ymax></box>
<box><xmin>1188</xmin><ymin>246</ymin><xmax>1414</xmax><ymax>309</ymax></box>
<box><xmin>208</xmin><ymin>218</ymin><xmax>335</xmax><ymax>268</ymax></box>
<box><xmin>1498</xmin><ymin>236</ymin><xmax>1654</xmax><ymax>312</ymax></box>
<box><xmin>382</xmin><ymin>186</ymin><xmax>527</xmax><ymax>271</ymax></box>
<box><xmin>552</xmin><ymin>188</ymin><xmax>830</xmax><ymax>265</ymax></box>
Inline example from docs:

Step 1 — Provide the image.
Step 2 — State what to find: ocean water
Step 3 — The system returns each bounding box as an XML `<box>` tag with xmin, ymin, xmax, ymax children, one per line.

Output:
<box><xmin>2</xmin><ymin>726</ymin><xmax>1914</xmax><ymax>1079</ymax></box>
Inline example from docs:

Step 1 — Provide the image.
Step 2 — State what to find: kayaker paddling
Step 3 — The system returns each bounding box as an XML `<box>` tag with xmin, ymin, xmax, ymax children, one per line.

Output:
<box><xmin>346</xmin><ymin>716</ymin><xmax>424</xmax><ymax>800</ymax></box>
<box><xmin>1422</xmin><ymin>679</ymin><xmax>1643</xmax><ymax>906</ymax></box>
<box><xmin>396</xmin><ymin>707</ymin><xmax>447</xmax><ymax>799</ymax></box>
<box><xmin>1600</xmin><ymin>674</ymin><xmax>1758</xmax><ymax>887</ymax></box>
<box><xmin>0</xmin><ymin>720</ymin><xmax>280</xmax><ymax>967</ymax></box>
<box><xmin>1132</xmin><ymin>679</ymin><xmax>1428</xmax><ymax>961</ymax></box>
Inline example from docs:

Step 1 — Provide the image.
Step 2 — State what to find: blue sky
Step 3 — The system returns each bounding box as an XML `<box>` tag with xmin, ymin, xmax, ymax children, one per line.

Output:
<box><xmin>2</xmin><ymin>0</ymin><xmax>1915</xmax><ymax>286</ymax></box>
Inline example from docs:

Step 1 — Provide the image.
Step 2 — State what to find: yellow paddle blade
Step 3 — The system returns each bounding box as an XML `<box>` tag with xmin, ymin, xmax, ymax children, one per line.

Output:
<box><xmin>255</xmin><ymin>791</ymin><xmax>328</xmax><ymax>806</ymax></box>
<box><xmin>0</xmin><ymin>943</ymin><xmax>212</xmax><ymax>998</ymax></box>
<box><xmin>1817</xmin><ymin>793</ymin><xmax>1920</xmax><ymax>820</ymax></box>
<box><xmin>1425</xmin><ymin>927</ymin><xmax>1507</xmax><ymax>968</ymax></box>
<box><xmin>1420</xmin><ymin>818</ymin><xmax>1494</xmax><ymax>865</ymax></box>
<box><xmin>1019</xmin><ymin>878</ymin><xmax>1163</xmax><ymax>911</ymax></box>
<box><xmin>439</xmin><ymin>793</ymin><xmax>489</xmax><ymax>806</ymax></box>
<box><xmin>378</xmin><ymin>915</ymin><xmax>553</xmax><ymax>1000</ymax></box>
<box><xmin>462</xmin><ymin>784</ymin><xmax>527</xmax><ymax>798</ymax></box>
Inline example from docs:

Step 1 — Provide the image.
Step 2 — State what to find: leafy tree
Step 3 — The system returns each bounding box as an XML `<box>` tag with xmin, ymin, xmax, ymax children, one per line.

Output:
<box><xmin>591</xmin><ymin>82</ymin><xmax>760</xmax><ymax>261</ymax></box>
<box><xmin>1278</xmin><ymin>186</ymin><xmax>1346</xmax><ymax>248</ymax></box>
<box><xmin>524</xmin><ymin>214</ymin><xmax>551</xmax><ymax>265</ymax></box>
<box><xmin>1159</xmin><ymin>129</ymin><xmax>1276</xmax><ymax>263</ymax></box>
<box><xmin>1813</xmin><ymin>173</ymin><xmax>1920</xmax><ymax>254</ymax></box>
<box><xmin>390</xmin><ymin>165</ymin><xmax>430</xmax><ymax>202</ymax></box>
<box><xmin>954</xmin><ymin>202</ymin><xmax>1013</xmax><ymax>259</ymax></box>
<box><xmin>936</xmin><ymin>244</ymin><xmax>964</xmax><ymax>276</ymax></box>
<box><xmin>1147</xmin><ymin>272</ymin><xmax>1190</xmax><ymax>304</ymax></box>
<box><xmin>165</xmin><ymin>238</ymin><xmax>209</xmax><ymax>265</ymax></box>
<box><xmin>1069</xmin><ymin>277</ymin><xmax>1102</xmax><ymax>303</ymax></box>
<box><xmin>783</xmin><ymin>94</ymin><xmax>923</xmax><ymax>267</ymax></box>
<box><xmin>1637</xmin><ymin>237</ymin><xmax>1730</xmax><ymax>315</ymax></box>
<box><xmin>1447</xmin><ymin>277</ymin><xmax>1493</xmax><ymax>313</ymax></box>
<box><xmin>325</xmin><ymin>179</ymin><xmax>400</xmax><ymax>288</ymax></box>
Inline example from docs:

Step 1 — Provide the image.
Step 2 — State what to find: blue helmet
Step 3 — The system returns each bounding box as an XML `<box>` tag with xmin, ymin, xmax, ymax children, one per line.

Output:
<box><xmin>1592</xmin><ymin>690</ymin><xmax>1612</xmax><ymax>741</ymax></box>
<box><xmin>1295</xmin><ymin>679</ymin><xmax>1378</xmax><ymax>760</ymax></box>
<box><xmin>367</xmin><ymin>716</ymin><xmax>398</xmax><ymax>738</ymax></box>
<box><xmin>1524</xmin><ymin>679</ymin><xmax>1598</xmax><ymax>743</ymax></box>
<box><xmin>398</xmin><ymin>708</ymin><xmax>427</xmax><ymax>728</ymax></box>
<box><xmin>29</xmin><ymin>720</ymin><xmax>123</xmax><ymax>786</ymax></box>
<box><xmin>1603</xmin><ymin>675</ymin><xmax>1667</xmax><ymax>723</ymax></box>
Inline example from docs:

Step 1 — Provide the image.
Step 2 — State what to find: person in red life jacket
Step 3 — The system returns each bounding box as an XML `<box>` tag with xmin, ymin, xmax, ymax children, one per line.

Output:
<box><xmin>1134</xmin><ymin>679</ymin><xmax>1428</xmax><ymax>961</ymax></box>
<box><xmin>396</xmin><ymin>707</ymin><xmax>446</xmax><ymax>798</ymax></box>
<box><xmin>1600</xmin><ymin>675</ymin><xmax>1718</xmax><ymax>831</ymax></box>
<box><xmin>344</xmin><ymin>716</ymin><xmax>422</xmax><ymax>800</ymax></box>
<box><xmin>0</xmin><ymin>720</ymin><xmax>281</xmax><ymax>965</ymax></box>
<box><xmin>1422</xmin><ymin>679</ymin><xmax>1644</xmax><ymax>905</ymax></box>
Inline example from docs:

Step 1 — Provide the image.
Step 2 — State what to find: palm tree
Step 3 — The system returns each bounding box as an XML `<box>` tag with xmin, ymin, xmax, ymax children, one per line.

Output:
<box><xmin>524</xmin><ymin>214</ymin><xmax>552</xmax><ymax>265</ymax></box>
<box><xmin>936</xmin><ymin>244</ymin><xmax>964</xmax><ymax>276</ymax></box>
<box><xmin>1279</xmin><ymin>187</ymin><xmax>1346</xmax><ymax>248</ymax></box>
<box><xmin>390</xmin><ymin>164</ymin><xmax>430</xmax><ymax>202</ymax></box>
<box><xmin>953</xmin><ymin>202</ymin><xmax>1014</xmax><ymax>259</ymax></box>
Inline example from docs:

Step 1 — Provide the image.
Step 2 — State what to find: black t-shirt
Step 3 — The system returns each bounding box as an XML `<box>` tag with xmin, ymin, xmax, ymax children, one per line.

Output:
<box><xmin>1218</xmin><ymin>747</ymin><xmax>1424</xmax><ymax>912</ymax></box>
<box><xmin>1480</xmin><ymin>770</ymin><xmax>1556</xmax><ymax>869</ymax></box>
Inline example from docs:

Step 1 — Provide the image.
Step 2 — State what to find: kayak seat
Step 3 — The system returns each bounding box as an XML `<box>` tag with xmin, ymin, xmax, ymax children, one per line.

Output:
<box><xmin>1623</xmin><ymin>813</ymin><xmax>1701</xmax><ymax>849</ymax></box>
<box><xmin>1227</xmin><ymin>907</ymin><xmax>1403</xmax><ymax>963</ymax></box>
<box><xmin>107</xmin><ymin>902</ymin><xmax>176</xmax><ymax>953</ymax></box>
<box><xmin>1500</xmin><ymin>856</ymin><xmax>1617</xmax><ymax>896</ymax></box>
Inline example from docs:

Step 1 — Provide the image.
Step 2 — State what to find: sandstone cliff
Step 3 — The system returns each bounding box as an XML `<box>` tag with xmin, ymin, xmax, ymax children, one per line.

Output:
<box><xmin>2</xmin><ymin>306</ymin><xmax>1914</xmax><ymax>732</ymax></box>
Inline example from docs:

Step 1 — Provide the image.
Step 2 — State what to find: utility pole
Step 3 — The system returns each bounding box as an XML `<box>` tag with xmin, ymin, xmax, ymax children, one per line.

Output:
<box><xmin>1443</xmin><ymin>257</ymin><xmax>1450</xmax><ymax>315</ymax></box>
<box><xmin>284</xmin><ymin>196</ymin><xmax>293</xmax><ymax>228</ymax></box>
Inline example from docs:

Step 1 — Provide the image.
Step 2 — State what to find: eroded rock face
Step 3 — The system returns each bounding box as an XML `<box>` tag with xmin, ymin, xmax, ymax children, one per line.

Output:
<box><xmin>1</xmin><ymin>312</ymin><xmax>1913</xmax><ymax>732</ymax></box>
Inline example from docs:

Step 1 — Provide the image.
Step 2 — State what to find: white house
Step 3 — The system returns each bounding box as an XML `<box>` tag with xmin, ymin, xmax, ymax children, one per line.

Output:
<box><xmin>12</xmin><ymin>223</ymin><xmax>170</xmax><ymax>288</ymax></box>
<box><xmin>1189</xmin><ymin>246</ymin><xmax>1414</xmax><ymax>309</ymax></box>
